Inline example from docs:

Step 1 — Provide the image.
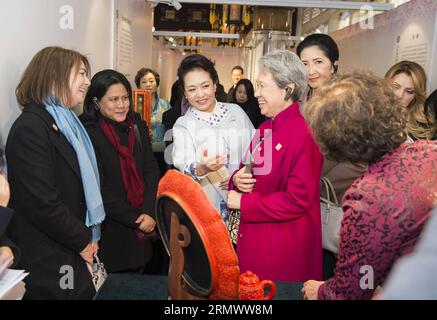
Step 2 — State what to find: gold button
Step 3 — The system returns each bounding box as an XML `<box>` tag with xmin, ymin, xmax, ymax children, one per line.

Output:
<box><xmin>240</xmin><ymin>234</ymin><xmax>243</xmax><ymax>238</ymax></box>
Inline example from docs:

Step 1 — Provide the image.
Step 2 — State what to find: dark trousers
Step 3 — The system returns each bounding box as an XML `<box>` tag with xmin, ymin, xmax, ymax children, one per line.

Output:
<box><xmin>112</xmin><ymin>266</ymin><xmax>145</xmax><ymax>274</ymax></box>
<box><xmin>153</xmin><ymin>152</ymin><xmax>168</xmax><ymax>178</ymax></box>
<box><xmin>144</xmin><ymin>239</ymin><xmax>169</xmax><ymax>275</ymax></box>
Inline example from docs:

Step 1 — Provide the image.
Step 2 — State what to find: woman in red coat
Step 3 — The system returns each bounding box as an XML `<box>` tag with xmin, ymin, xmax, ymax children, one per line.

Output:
<box><xmin>227</xmin><ymin>50</ymin><xmax>323</xmax><ymax>282</ymax></box>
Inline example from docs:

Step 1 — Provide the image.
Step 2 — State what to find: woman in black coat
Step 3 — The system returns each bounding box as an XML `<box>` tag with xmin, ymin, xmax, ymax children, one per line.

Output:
<box><xmin>6</xmin><ymin>47</ymin><xmax>102</xmax><ymax>299</ymax></box>
<box><xmin>232</xmin><ymin>79</ymin><xmax>265</xmax><ymax>128</ymax></box>
<box><xmin>81</xmin><ymin>69</ymin><xmax>160</xmax><ymax>273</ymax></box>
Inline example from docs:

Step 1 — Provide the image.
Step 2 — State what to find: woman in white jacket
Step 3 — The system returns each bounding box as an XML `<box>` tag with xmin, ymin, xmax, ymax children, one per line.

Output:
<box><xmin>171</xmin><ymin>54</ymin><xmax>254</xmax><ymax>227</ymax></box>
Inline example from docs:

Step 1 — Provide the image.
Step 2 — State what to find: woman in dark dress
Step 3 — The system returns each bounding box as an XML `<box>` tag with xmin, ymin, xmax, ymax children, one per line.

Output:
<box><xmin>232</xmin><ymin>79</ymin><xmax>265</xmax><ymax>128</ymax></box>
<box><xmin>297</xmin><ymin>34</ymin><xmax>368</xmax><ymax>278</ymax></box>
<box><xmin>82</xmin><ymin>70</ymin><xmax>160</xmax><ymax>273</ymax></box>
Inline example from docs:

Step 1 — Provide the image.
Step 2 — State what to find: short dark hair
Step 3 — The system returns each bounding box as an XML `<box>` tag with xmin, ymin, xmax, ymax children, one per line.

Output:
<box><xmin>424</xmin><ymin>89</ymin><xmax>437</xmax><ymax>138</ymax></box>
<box><xmin>135</xmin><ymin>68</ymin><xmax>160</xmax><ymax>89</ymax></box>
<box><xmin>177</xmin><ymin>54</ymin><xmax>219</xmax><ymax>89</ymax></box>
<box><xmin>16</xmin><ymin>46</ymin><xmax>90</xmax><ymax>107</ymax></box>
<box><xmin>303</xmin><ymin>70</ymin><xmax>408</xmax><ymax>164</ymax></box>
<box><xmin>232</xmin><ymin>66</ymin><xmax>244</xmax><ymax>74</ymax></box>
<box><xmin>297</xmin><ymin>34</ymin><xmax>339</xmax><ymax>73</ymax></box>
<box><xmin>83</xmin><ymin>69</ymin><xmax>134</xmax><ymax>122</ymax></box>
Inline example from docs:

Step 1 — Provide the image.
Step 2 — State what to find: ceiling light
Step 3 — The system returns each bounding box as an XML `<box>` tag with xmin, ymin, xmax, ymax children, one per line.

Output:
<box><xmin>174</xmin><ymin>1</ymin><xmax>393</xmax><ymax>11</ymax></box>
<box><xmin>153</xmin><ymin>31</ymin><xmax>240</xmax><ymax>39</ymax></box>
<box><xmin>166</xmin><ymin>44</ymin><xmax>201</xmax><ymax>51</ymax></box>
<box><xmin>170</xmin><ymin>1</ymin><xmax>182</xmax><ymax>11</ymax></box>
<box><xmin>147</xmin><ymin>0</ymin><xmax>182</xmax><ymax>11</ymax></box>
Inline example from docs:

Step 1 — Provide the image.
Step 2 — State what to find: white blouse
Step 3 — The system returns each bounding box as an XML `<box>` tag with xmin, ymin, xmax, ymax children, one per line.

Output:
<box><xmin>172</xmin><ymin>101</ymin><xmax>255</xmax><ymax>222</ymax></box>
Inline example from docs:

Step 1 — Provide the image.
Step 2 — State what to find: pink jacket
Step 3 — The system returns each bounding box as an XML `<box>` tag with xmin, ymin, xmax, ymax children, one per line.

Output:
<box><xmin>233</xmin><ymin>102</ymin><xmax>323</xmax><ymax>282</ymax></box>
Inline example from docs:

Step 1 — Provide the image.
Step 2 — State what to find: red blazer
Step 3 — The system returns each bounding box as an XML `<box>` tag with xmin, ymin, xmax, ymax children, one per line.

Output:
<box><xmin>233</xmin><ymin>102</ymin><xmax>323</xmax><ymax>282</ymax></box>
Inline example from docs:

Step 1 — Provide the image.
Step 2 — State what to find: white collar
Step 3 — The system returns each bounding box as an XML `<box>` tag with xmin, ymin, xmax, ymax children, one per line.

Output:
<box><xmin>189</xmin><ymin>101</ymin><xmax>230</xmax><ymax>127</ymax></box>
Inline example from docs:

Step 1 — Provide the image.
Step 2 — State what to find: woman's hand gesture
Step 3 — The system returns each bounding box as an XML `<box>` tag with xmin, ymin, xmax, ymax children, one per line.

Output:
<box><xmin>196</xmin><ymin>149</ymin><xmax>227</xmax><ymax>176</ymax></box>
<box><xmin>233</xmin><ymin>167</ymin><xmax>256</xmax><ymax>193</ymax></box>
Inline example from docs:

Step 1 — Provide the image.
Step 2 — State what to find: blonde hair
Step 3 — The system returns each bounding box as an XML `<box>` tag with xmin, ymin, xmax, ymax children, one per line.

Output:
<box><xmin>385</xmin><ymin>61</ymin><xmax>434</xmax><ymax>140</ymax></box>
<box><xmin>16</xmin><ymin>46</ymin><xmax>90</xmax><ymax>107</ymax></box>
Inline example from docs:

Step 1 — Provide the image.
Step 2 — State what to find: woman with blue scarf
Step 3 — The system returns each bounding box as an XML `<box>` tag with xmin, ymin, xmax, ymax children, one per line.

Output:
<box><xmin>6</xmin><ymin>46</ymin><xmax>105</xmax><ymax>299</ymax></box>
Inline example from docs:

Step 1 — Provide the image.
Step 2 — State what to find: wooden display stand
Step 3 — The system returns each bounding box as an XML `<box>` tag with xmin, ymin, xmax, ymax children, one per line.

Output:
<box><xmin>168</xmin><ymin>212</ymin><xmax>204</xmax><ymax>300</ymax></box>
<box><xmin>157</xmin><ymin>170</ymin><xmax>240</xmax><ymax>300</ymax></box>
<box><xmin>132</xmin><ymin>89</ymin><xmax>152</xmax><ymax>139</ymax></box>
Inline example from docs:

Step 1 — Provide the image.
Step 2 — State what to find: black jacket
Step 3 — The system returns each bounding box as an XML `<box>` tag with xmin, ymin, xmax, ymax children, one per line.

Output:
<box><xmin>216</xmin><ymin>83</ymin><xmax>228</xmax><ymax>103</ymax></box>
<box><xmin>237</xmin><ymin>99</ymin><xmax>265</xmax><ymax>129</ymax></box>
<box><xmin>226</xmin><ymin>86</ymin><xmax>235</xmax><ymax>103</ymax></box>
<box><xmin>162</xmin><ymin>102</ymin><xmax>181</xmax><ymax>133</ymax></box>
<box><xmin>5</xmin><ymin>103</ymin><xmax>95</xmax><ymax>299</ymax></box>
<box><xmin>81</xmin><ymin>113</ymin><xmax>160</xmax><ymax>273</ymax></box>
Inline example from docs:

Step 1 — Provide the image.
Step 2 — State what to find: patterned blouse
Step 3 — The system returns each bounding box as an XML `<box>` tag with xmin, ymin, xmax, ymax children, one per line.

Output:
<box><xmin>318</xmin><ymin>140</ymin><xmax>437</xmax><ymax>300</ymax></box>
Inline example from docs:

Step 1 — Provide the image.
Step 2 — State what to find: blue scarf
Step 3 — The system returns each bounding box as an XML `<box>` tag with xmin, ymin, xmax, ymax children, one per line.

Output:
<box><xmin>45</xmin><ymin>96</ymin><xmax>105</xmax><ymax>242</ymax></box>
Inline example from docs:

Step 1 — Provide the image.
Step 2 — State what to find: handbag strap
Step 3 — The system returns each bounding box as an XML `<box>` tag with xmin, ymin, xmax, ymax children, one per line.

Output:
<box><xmin>86</xmin><ymin>255</ymin><xmax>101</xmax><ymax>268</ymax></box>
<box><xmin>320</xmin><ymin>176</ymin><xmax>339</xmax><ymax>205</ymax></box>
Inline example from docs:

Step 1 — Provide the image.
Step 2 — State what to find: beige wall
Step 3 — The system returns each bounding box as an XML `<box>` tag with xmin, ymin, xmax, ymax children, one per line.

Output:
<box><xmin>114</xmin><ymin>0</ymin><xmax>154</xmax><ymax>85</ymax></box>
<box><xmin>0</xmin><ymin>0</ymin><xmax>155</xmax><ymax>146</ymax></box>
<box><xmin>331</xmin><ymin>0</ymin><xmax>437</xmax><ymax>92</ymax></box>
<box><xmin>0</xmin><ymin>0</ymin><xmax>113</xmax><ymax>146</ymax></box>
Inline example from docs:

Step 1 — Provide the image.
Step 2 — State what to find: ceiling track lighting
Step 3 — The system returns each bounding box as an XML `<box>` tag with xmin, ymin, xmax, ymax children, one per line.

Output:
<box><xmin>147</xmin><ymin>0</ymin><xmax>182</xmax><ymax>11</ymax></box>
<box><xmin>173</xmin><ymin>0</ymin><xmax>393</xmax><ymax>11</ymax></box>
